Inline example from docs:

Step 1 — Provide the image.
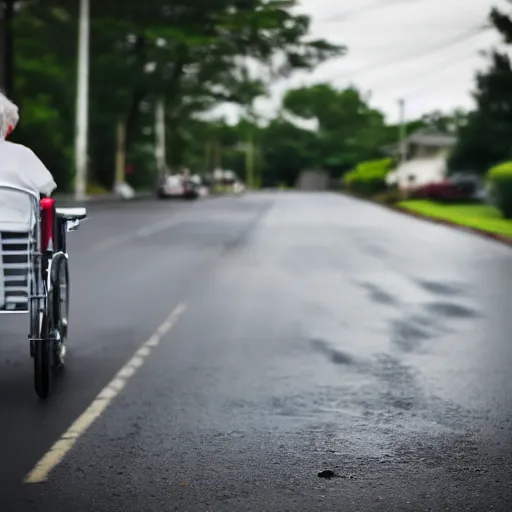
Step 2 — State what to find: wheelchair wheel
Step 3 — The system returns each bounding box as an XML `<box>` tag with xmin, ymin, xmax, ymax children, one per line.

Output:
<box><xmin>34</xmin><ymin>314</ymin><xmax>51</xmax><ymax>400</ymax></box>
<box><xmin>50</xmin><ymin>255</ymin><xmax>69</xmax><ymax>372</ymax></box>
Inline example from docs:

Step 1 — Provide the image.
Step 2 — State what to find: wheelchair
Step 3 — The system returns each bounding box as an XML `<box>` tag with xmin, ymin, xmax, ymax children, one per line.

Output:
<box><xmin>0</xmin><ymin>185</ymin><xmax>87</xmax><ymax>399</ymax></box>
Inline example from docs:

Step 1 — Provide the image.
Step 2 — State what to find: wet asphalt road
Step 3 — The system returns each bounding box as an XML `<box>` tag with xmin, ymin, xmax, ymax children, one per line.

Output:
<box><xmin>0</xmin><ymin>192</ymin><xmax>511</xmax><ymax>511</ymax></box>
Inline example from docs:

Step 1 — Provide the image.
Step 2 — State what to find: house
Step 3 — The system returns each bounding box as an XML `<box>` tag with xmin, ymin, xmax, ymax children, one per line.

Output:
<box><xmin>385</xmin><ymin>129</ymin><xmax>457</xmax><ymax>191</ymax></box>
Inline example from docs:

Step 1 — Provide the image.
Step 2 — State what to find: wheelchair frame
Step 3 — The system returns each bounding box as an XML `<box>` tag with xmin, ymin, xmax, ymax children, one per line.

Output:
<box><xmin>0</xmin><ymin>185</ymin><xmax>87</xmax><ymax>399</ymax></box>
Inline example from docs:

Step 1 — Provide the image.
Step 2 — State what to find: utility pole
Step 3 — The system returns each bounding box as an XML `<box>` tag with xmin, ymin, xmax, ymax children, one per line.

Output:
<box><xmin>214</xmin><ymin>140</ymin><xmax>221</xmax><ymax>170</ymax></box>
<box><xmin>245</xmin><ymin>137</ymin><xmax>254</xmax><ymax>189</ymax></box>
<box><xmin>114</xmin><ymin>120</ymin><xmax>126</xmax><ymax>190</ymax></box>
<box><xmin>398</xmin><ymin>98</ymin><xmax>406</xmax><ymax>164</ymax></box>
<box><xmin>0</xmin><ymin>0</ymin><xmax>14</xmax><ymax>97</ymax></box>
<box><xmin>204</xmin><ymin>140</ymin><xmax>211</xmax><ymax>173</ymax></box>
<box><xmin>74</xmin><ymin>0</ymin><xmax>90</xmax><ymax>200</ymax></box>
<box><xmin>155</xmin><ymin>97</ymin><xmax>166</xmax><ymax>178</ymax></box>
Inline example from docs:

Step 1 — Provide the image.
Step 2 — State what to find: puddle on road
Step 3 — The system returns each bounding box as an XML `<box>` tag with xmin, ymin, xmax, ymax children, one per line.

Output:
<box><xmin>390</xmin><ymin>316</ymin><xmax>444</xmax><ymax>353</ymax></box>
<box><xmin>426</xmin><ymin>302</ymin><xmax>480</xmax><ymax>319</ymax></box>
<box><xmin>416</xmin><ymin>279</ymin><xmax>466</xmax><ymax>297</ymax></box>
<box><xmin>358</xmin><ymin>282</ymin><xmax>398</xmax><ymax>306</ymax></box>
<box><xmin>309</xmin><ymin>338</ymin><xmax>358</xmax><ymax>366</ymax></box>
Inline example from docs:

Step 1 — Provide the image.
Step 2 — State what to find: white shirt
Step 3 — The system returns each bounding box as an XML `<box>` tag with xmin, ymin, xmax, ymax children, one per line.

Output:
<box><xmin>0</xmin><ymin>139</ymin><xmax>56</xmax><ymax>195</ymax></box>
<box><xmin>0</xmin><ymin>139</ymin><xmax>57</xmax><ymax>229</ymax></box>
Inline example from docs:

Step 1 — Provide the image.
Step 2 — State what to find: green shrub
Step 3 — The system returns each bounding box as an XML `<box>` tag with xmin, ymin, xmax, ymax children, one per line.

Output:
<box><xmin>343</xmin><ymin>158</ymin><xmax>393</xmax><ymax>197</ymax></box>
<box><xmin>487</xmin><ymin>161</ymin><xmax>512</xmax><ymax>218</ymax></box>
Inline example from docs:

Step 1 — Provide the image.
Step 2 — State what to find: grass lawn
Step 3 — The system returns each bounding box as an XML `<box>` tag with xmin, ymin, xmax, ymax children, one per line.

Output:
<box><xmin>398</xmin><ymin>200</ymin><xmax>512</xmax><ymax>238</ymax></box>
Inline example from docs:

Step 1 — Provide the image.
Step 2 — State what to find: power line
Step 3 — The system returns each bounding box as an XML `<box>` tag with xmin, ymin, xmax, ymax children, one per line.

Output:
<box><xmin>242</xmin><ymin>23</ymin><xmax>492</xmax><ymax>125</ymax></box>
<box><xmin>254</xmin><ymin>48</ymin><xmax>486</xmax><ymax>125</ymax></box>
<box><xmin>318</xmin><ymin>0</ymin><xmax>425</xmax><ymax>24</ymax></box>
<box><xmin>252</xmin><ymin>48</ymin><xmax>483</xmax><ymax>125</ymax></box>
<box><xmin>402</xmin><ymin>54</ymin><xmax>479</xmax><ymax>98</ymax></box>
<box><xmin>369</xmin><ymin>47</ymin><xmax>485</xmax><ymax>94</ymax></box>
<box><xmin>328</xmin><ymin>24</ymin><xmax>491</xmax><ymax>81</ymax></box>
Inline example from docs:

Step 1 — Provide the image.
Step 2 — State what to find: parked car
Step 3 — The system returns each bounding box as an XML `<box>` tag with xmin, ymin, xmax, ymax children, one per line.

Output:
<box><xmin>189</xmin><ymin>175</ymin><xmax>210</xmax><ymax>198</ymax></box>
<box><xmin>182</xmin><ymin>178</ymin><xmax>199</xmax><ymax>200</ymax></box>
<box><xmin>157</xmin><ymin>175</ymin><xmax>183</xmax><ymax>198</ymax></box>
<box><xmin>157</xmin><ymin>174</ymin><xmax>199</xmax><ymax>200</ymax></box>
<box><xmin>449</xmin><ymin>173</ymin><xmax>481</xmax><ymax>198</ymax></box>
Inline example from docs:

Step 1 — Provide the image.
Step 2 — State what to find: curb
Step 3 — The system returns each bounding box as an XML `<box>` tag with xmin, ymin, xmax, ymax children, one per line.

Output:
<box><xmin>54</xmin><ymin>192</ymin><xmax>153</xmax><ymax>206</ymax></box>
<box><xmin>388</xmin><ymin>204</ymin><xmax>512</xmax><ymax>247</ymax></box>
<box><xmin>340</xmin><ymin>191</ymin><xmax>512</xmax><ymax>248</ymax></box>
<box><xmin>55</xmin><ymin>191</ymin><xmax>234</xmax><ymax>206</ymax></box>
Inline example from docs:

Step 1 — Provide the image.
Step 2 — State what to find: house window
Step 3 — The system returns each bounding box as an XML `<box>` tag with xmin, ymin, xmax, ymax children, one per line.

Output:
<box><xmin>413</xmin><ymin>145</ymin><xmax>440</xmax><ymax>158</ymax></box>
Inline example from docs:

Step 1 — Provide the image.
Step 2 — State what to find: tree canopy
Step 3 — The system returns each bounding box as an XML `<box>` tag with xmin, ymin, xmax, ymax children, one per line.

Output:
<box><xmin>1</xmin><ymin>0</ymin><xmax>483</xmax><ymax>192</ymax></box>
<box><xmin>1</xmin><ymin>0</ymin><xmax>343</xmax><ymax>191</ymax></box>
<box><xmin>449</xmin><ymin>4</ymin><xmax>512</xmax><ymax>174</ymax></box>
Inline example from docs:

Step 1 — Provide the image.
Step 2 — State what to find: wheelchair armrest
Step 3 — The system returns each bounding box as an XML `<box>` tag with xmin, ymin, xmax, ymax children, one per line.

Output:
<box><xmin>55</xmin><ymin>207</ymin><xmax>87</xmax><ymax>221</ymax></box>
<box><xmin>56</xmin><ymin>207</ymin><xmax>87</xmax><ymax>232</ymax></box>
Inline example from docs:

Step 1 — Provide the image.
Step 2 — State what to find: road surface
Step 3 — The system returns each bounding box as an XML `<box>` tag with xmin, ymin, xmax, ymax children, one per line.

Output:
<box><xmin>1</xmin><ymin>192</ymin><xmax>511</xmax><ymax>511</ymax></box>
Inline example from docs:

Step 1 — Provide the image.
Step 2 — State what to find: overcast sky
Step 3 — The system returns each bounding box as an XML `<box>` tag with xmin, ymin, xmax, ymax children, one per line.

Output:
<box><xmin>217</xmin><ymin>0</ymin><xmax>509</xmax><ymax>125</ymax></box>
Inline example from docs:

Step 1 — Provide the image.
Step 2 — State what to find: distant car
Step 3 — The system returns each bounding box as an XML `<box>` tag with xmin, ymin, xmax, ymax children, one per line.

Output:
<box><xmin>188</xmin><ymin>175</ymin><xmax>210</xmax><ymax>198</ymax></box>
<box><xmin>448</xmin><ymin>173</ymin><xmax>481</xmax><ymax>198</ymax></box>
<box><xmin>196</xmin><ymin>185</ymin><xmax>210</xmax><ymax>197</ymax></box>
<box><xmin>157</xmin><ymin>175</ymin><xmax>199</xmax><ymax>200</ymax></box>
<box><xmin>182</xmin><ymin>179</ymin><xmax>199</xmax><ymax>200</ymax></box>
<box><xmin>157</xmin><ymin>175</ymin><xmax>183</xmax><ymax>199</ymax></box>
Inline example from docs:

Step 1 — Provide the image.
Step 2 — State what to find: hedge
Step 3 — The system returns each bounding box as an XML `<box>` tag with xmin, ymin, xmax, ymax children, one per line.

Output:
<box><xmin>343</xmin><ymin>158</ymin><xmax>393</xmax><ymax>197</ymax></box>
<box><xmin>488</xmin><ymin>161</ymin><xmax>512</xmax><ymax>218</ymax></box>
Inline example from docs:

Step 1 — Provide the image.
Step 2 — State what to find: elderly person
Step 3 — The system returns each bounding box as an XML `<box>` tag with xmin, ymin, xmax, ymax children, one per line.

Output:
<box><xmin>0</xmin><ymin>93</ymin><xmax>56</xmax><ymax>198</ymax></box>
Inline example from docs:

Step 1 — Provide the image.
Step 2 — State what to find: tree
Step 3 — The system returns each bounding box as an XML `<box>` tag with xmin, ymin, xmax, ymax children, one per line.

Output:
<box><xmin>259</xmin><ymin>117</ymin><xmax>318</xmax><ymax>186</ymax></box>
<box><xmin>282</xmin><ymin>84</ymin><xmax>390</xmax><ymax>174</ymax></box>
<box><xmin>0</xmin><ymin>0</ymin><xmax>17</xmax><ymax>97</ymax></box>
<box><xmin>449</xmin><ymin>51</ymin><xmax>512</xmax><ymax>174</ymax></box>
<box><xmin>449</xmin><ymin>5</ymin><xmax>512</xmax><ymax>174</ymax></box>
<box><xmin>10</xmin><ymin>4</ymin><xmax>77</xmax><ymax>187</ymax></box>
<box><xmin>178</xmin><ymin>84</ymin><xmax>469</xmax><ymax>189</ymax></box>
<box><xmin>87</xmin><ymin>0</ymin><xmax>342</xmax><ymax>182</ymax></box>
<box><xmin>7</xmin><ymin>0</ymin><xmax>343</xmax><ymax>191</ymax></box>
<box><xmin>419</xmin><ymin>109</ymin><xmax>468</xmax><ymax>134</ymax></box>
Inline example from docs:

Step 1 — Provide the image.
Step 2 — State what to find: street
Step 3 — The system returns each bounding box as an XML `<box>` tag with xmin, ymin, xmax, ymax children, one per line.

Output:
<box><xmin>1</xmin><ymin>192</ymin><xmax>511</xmax><ymax>511</ymax></box>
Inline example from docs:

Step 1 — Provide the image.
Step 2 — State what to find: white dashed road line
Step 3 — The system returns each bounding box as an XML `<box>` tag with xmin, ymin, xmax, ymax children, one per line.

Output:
<box><xmin>24</xmin><ymin>302</ymin><xmax>188</xmax><ymax>484</ymax></box>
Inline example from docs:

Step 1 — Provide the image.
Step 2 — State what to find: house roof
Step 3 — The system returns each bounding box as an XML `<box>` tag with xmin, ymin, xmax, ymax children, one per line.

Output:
<box><xmin>380</xmin><ymin>129</ymin><xmax>457</xmax><ymax>154</ymax></box>
<box><xmin>406</xmin><ymin>129</ymin><xmax>457</xmax><ymax>147</ymax></box>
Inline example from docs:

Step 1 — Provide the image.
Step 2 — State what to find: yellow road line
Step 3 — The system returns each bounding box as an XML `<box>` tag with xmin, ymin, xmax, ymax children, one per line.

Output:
<box><xmin>24</xmin><ymin>302</ymin><xmax>188</xmax><ymax>484</ymax></box>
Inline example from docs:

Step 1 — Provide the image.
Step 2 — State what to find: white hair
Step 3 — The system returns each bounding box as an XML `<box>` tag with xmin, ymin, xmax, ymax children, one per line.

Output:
<box><xmin>0</xmin><ymin>93</ymin><xmax>19</xmax><ymax>138</ymax></box>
